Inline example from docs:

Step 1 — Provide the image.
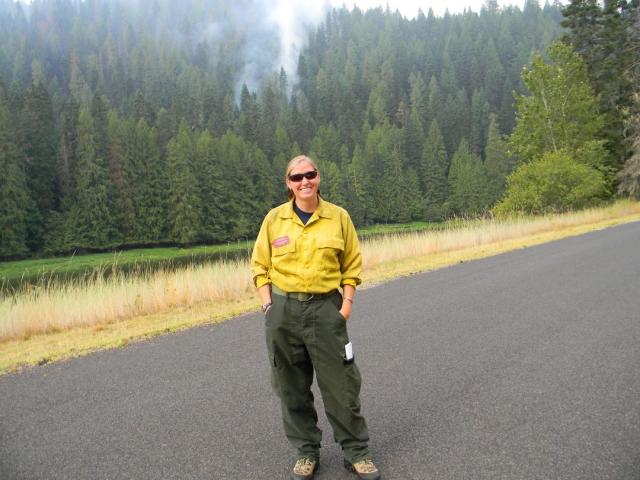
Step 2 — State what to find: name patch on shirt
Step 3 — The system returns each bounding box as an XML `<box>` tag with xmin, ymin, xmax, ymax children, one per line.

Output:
<box><xmin>272</xmin><ymin>236</ymin><xmax>290</xmax><ymax>248</ymax></box>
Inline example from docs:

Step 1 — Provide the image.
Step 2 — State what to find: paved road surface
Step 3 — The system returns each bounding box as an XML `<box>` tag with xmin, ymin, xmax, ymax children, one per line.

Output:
<box><xmin>2</xmin><ymin>222</ymin><xmax>640</xmax><ymax>479</ymax></box>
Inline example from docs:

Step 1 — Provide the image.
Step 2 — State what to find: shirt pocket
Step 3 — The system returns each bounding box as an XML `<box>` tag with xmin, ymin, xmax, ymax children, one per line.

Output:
<box><xmin>318</xmin><ymin>237</ymin><xmax>345</xmax><ymax>251</ymax></box>
<box><xmin>317</xmin><ymin>236</ymin><xmax>345</xmax><ymax>266</ymax></box>
<box><xmin>272</xmin><ymin>241</ymin><xmax>296</xmax><ymax>257</ymax></box>
<box><xmin>271</xmin><ymin>240</ymin><xmax>297</xmax><ymax>278</ymax></box>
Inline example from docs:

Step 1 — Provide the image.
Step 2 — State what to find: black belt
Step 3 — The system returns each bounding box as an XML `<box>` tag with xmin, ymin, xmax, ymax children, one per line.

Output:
<box><xmin>271</xmin><ymin>284</ymin><xmax>336</xmax><ymax>302</ymax></box>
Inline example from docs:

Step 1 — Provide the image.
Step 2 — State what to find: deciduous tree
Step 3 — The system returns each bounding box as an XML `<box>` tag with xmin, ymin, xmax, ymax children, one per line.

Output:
<box><xmin>509</xmin><ymin>41</ymin><xmax>606</xmax><ymax>167</ymax></box>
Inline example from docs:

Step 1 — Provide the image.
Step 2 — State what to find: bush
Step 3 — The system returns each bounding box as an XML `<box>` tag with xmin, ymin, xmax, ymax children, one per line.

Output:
<box><xmin>493</xmin><ymin>151</ymin><xmax>608</xmax><ymax>216</ymax></box>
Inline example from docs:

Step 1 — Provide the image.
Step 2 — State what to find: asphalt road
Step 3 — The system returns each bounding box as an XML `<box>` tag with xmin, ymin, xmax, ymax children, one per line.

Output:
<box><xmin>2</xmin><ymin>221</ymin><xmax>640</xmax><ymax>480</ymax></box>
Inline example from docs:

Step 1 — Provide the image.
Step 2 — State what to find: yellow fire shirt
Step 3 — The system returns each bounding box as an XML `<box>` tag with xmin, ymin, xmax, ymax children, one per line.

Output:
<box><xmin>251</xmin><ymin>198</ymin><xmax>362</xmax><ymax>293</ymax></box>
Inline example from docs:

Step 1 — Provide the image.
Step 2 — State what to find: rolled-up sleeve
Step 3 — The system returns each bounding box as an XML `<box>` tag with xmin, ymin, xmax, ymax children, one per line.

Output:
<box><xmin>340</xmin><ymin>211</ymin><xmax>362</xmax><ymax>287</ymax></box>
<box><xmin>251</xmin><ymin>215</ymin><xmax>272</xmax><ymax>288</ymax></box>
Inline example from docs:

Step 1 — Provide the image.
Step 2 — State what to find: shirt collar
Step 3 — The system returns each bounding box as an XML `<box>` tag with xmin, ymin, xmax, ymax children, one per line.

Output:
<box><xmin>279</xmin><ymin>197</ymin><xmax>334</xmax><ymax>220</ymax></box>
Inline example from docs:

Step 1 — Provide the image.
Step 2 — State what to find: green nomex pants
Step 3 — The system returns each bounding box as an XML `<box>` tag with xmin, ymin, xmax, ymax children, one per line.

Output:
<box><xmin>264</xmin><ymin>290</ymin><xmax>371</xmax><ymax>463</ymax></box>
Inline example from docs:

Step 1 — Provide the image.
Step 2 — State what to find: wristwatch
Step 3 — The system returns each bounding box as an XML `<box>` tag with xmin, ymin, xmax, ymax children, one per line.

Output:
<box><xmin>261</xmin><ymin>302</ymin><xmax>272</xmax><ymax>313</ymax></box>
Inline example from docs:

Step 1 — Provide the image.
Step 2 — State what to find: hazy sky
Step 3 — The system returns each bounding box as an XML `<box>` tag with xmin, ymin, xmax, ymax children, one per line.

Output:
<box><xmin>325</xmin><ymin>0</ymin><xmax>528</xmax><ymax>18</ymax></box>
<box><xmin>269</xmin><ymin>0</ymin><xmax>529</xmax><ymax>81</ymax></box>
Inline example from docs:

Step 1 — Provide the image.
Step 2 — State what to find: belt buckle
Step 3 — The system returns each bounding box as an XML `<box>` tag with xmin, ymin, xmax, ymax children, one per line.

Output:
<box><xmin>299</xmin><ymin>292</ymin><xmax>314</xmax><ymax>302</ymax></box>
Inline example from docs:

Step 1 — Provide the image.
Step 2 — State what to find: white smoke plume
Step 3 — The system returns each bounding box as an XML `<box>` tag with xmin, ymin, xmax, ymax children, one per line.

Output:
<box><xmin>267</xmin><ymin>0</ymin><xmax>332</xmax><ymax>87</ymax></box>
<box><xmin>227</xmin><ymin>0</ymin><xmax>332</xmax><ymax>99</ymax></box>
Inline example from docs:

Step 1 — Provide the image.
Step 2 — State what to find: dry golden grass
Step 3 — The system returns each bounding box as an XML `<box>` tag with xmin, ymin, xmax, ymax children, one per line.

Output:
<box><xmin>0</xmin><ymin>259</ymin><xmax>254</xmax><ymax>342</ymax></box>
<box><xmin>1</xmin><ymin>200</ymin><xmax>639</xmax><ymax>373</ymax></box>
<box><xmin>361</xmin><ymin>201</ymin><xmax>640</xmax><ymax>272</ymax></box>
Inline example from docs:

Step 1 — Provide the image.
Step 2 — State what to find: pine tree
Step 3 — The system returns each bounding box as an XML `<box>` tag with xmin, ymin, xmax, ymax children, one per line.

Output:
<box><xmin>194</xmin><ymin>130</ymin><xmax>227</xmax><ymax>242</ymax></box>
<box><xmin>217</xmin><ymin>131</ymin><xmax>260</xmax><ymax>239</ymax></box>
<box><xmin>238</xmin><ymin>83</ymin><xmax>259</xmax><ymax>144</ymax></box>
<box><xmin>469</xmin><ymin>89</ymin><xmax>491</xmax><ymax>156</ymax></box>
<box><xmin>166</xmin><ymin>120</ymin><xmax>202</xmax><ymax>243</ymax></box>
<box><xmin>319</xmin><ymin>160</ymin><xmax>347</xmax><ymax>207</ymax></box>
<box><xmin>106</xmin><ymin>112</ymin><xmax>136</xmax><ymax>243</ymax></box>
<box><xmin>90</xmin><ymin>93</ymin><xmax>110</xmax><ymax>167</ymax></box>
<box><xmin>484</xmin><ymin>114</ymin><xmax>515</xmax><ymax>206</ymax></box>
<box><xmin>366</xmin><ymin>79</ymin><xmax>393</xmax><ymax>126</ymax></box>
<box><xmin>289</xmin><ymin>92</ymin><xmax>315</xmax><ymax>152</ymax></box>
<box><xmin>402</xmin><ymin>105</ymin><xmax>425</xmax><ymax>172</ymax></box>
<box><xmin>562</xmin><ymin>0</ymin><xmax>638</xmax><ymax>166</ymax></box>
<box><xmin>249</xmin><ymin>143</ymin><xmax>278</xmax><ymax>221</ymax></box>
<box><xmin>442</xmin><ymin>89</ymin><xmax>470</xmax><ymax>156</ymax></box>
<box><xmin>272</xmin><ymin>123</ymin><xmax>292</xmax><ymax>180</ymax></box>
<box><xmin>617</xmin><ymin>94</ymin><xmax>640</xmax><ymax>199</ymax></box>
<box><xmin>57</xmin><ymin>100</ymin><xmax>80</xmax><ymax>205</ymax></box>
<box><xmin>155</xmin><ymin>108</ymin><xmax>178</xmax><ymax>156</ymax></box>
<box><xmin>447</xmin><ymin>139</ymin><xmax>488</xmax><ymax>216</ymax></box>
<box><xmin>420</xmin><ymin>120</ymin><xmax>449</xmax><ymax>220</ymax></box>
<box><xmin>64</xmin><ymin>108</ymin><xmax>118</xmax><ymax>250</ymax></box>
<box><xmin>426</xmin><ymin>76</ymin><xmax>444</xmax><ymax>137</ymax></box>
<box><xmin>257</xmin><ymin>77</ymin><xmax>280</xmax><ymax>159</ymax></box>
<box><xmin>0</xmin><ymin>95</ymin><xmax>32</xmax><ymax>257</ymax></box>
<box><xmin>309</xmin><ymin>124</ymin><xmax>342</xmax><ymax>165</ymax></box>
<box><xmin>47</xmin><ymin>100</ymin><xmax>80</xmax><ymax>253</ymax></box>
<box><xmin>362</xmin><ymin>120</ymin><xmax>401</xmax><ymax>221</ymax></box>
<box><xmin>377</xmin><ymin>147</ymin><xmax>405</xmax><ymax>222</ymax></box>
<box><xmin>498</xmin><ymin>77</ymin><xmax>516</xmax><ymax>135</ymax></box>
<box><xmin>482</xmin><ymin>38</ymin><xmax>505</xmax><ymax>108</ymax></box>
<box><xmin>131</xmin><ymin>119</ymin><xmax>167</xmax><ymax>243</ymax></box>
<box><xmin>21</xmin><ymin>82</ymin><xmax>57</xmax><ymax>250</ymax></box>
<box><xmin>616</xmin><ymin>137</ymin><xmax>640</xmax><ymax>199</ymax></box>
<box><xmin>343</xmin><ymin>145</ymin><xmax>370</xmax><ymax>226</ymax></box>
<box><xmin>409</xmin><ymin>72</ymin><xmax>429</xmax><ymax>129</ymax></box>
<box><xmin>403</xmin><ymin>167</ymin><xmax>423</xmax><ymax>221</ymax></box>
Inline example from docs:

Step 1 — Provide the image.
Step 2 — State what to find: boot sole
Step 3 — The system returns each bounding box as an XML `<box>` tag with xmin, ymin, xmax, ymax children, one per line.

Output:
<box><xmin>291</xmin><ymin>462</ymin><xmax>318</xmax><ymax>480</ymax></box>
<box><xmin>343</xmin><ymin>459</ymin><xmax>381</xmax><ymax>480</ymax></box>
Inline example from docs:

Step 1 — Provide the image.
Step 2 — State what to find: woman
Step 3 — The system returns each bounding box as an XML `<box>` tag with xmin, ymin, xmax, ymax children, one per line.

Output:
<box><xmin>251</xmin><ymin>155</ymin><xmax>381</xmax><ymax>480</ymax></box>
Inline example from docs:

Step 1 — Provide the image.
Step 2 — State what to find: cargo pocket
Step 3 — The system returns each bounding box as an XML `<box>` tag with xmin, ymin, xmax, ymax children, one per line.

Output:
<box><xmin>342</xmin><ymin>360</ymin><xmax>362</xmax><ymax>406</ymax></box>
<box><xmin>269</xmin><ymin>342</ymin><xmax>288</xmax><ymax>397</ymax></box>
<box><xmin>264</xmin><ymin>306</ymin><xmax>280</xmax><ymax>395</ymax></box>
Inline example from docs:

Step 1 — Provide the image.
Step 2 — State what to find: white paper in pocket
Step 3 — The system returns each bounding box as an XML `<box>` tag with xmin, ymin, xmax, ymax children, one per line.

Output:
<box><xmin>345</xmin><ymin>342</ymin><xmax>353</xmax><ymax>361</ymax></box>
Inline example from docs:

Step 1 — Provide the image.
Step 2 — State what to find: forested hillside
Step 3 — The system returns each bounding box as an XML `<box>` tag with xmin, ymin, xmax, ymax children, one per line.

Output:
<box><xmin>0</xmin><ymin>0</ymin><xmax>567</xmax><ymax>258</ymax></box>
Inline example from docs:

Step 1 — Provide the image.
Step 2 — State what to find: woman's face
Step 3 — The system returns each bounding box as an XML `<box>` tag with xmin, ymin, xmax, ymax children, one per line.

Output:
<box><xmin>286</xmin><ymin>160</ymin><xmax>320</xmax><ymax>204</ymax></box>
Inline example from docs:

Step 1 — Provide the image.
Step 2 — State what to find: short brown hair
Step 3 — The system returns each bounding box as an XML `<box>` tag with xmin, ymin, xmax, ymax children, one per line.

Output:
<box><xmin>285</xmin><ymin>155</ymin><xmax>320</xmax><ymax>200</ymax></box>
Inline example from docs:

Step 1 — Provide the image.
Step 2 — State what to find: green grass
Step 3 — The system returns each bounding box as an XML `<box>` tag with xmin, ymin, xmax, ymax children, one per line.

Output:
<box><xmin>0</xmin><ymin>241</ymin><xmax>253</xmax><ymax>293</ymax></box>
<box><xmin>0</xmin><ymin>218</ymin><xmax>473</xmax><ymax>293</ymax></box>
<box><xmin>358</xmin><ymin>220</ymin><xmax>437</xmax><ymax>236</ymax></box>
<box><xmin>357</xmin><ymin>218</ymin><xmax>476</xmax><ymax>237</ymax></box>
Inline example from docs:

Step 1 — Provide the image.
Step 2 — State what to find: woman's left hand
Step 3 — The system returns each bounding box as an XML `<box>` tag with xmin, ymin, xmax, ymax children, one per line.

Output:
<box><xmin>339</xmin><ymin>302</ymin><xmax>352</xmax><ymax>320</ymax></box>
<box><xmin>339</xmin><ymin>285</ymin><xmax>355</xmax><ymax>320</ymax></box>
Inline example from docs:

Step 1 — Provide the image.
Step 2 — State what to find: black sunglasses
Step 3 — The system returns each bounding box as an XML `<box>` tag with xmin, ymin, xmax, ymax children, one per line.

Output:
<box><xmin>288</xmin><ymin>170</ymin><xmax>318</xmax><ymax>182</ymax></box>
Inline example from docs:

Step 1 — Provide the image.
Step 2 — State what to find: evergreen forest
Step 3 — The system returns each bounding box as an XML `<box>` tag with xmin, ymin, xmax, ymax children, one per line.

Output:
<box><xmin>0</xmin><ymin>0</ymin><xmax>637</xmax><ymax>259</ymax></box>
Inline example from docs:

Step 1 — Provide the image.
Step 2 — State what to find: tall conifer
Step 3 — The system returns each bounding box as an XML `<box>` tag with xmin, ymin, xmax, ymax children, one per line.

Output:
<box><xmin>447</xmin><ymin>139</ymin><xmax>488</xmax><ymax>216</ymax></box>
<box><xmin>21</xmin><ymin>82</ymin><xmax>57</xmax><ymax>250</ymax></box>
<box><xmin>194</xmin><ymin>130</ymin><xmax>226</xmax><ymax>242</ymax></box>
<box><xmin>0</xmin><ymin>96</ymin><xmax>32</xmax><ymax>257</ymax></box>
<box><xmin>166</xmin><ymin>120</ymin><xmax>202</xmax><ymax>243</ymax></box>
<box><xmin>64</xmin><ymin>108</ymin><xmax>118</xmax><ymax>250</ymax></box>
<box><xmin>217</xmin><ymin>131</ymin><xmax>260</xmax><ymax>239</ymax></box>
<box><xmin>420</xmin><ymin>120</ymin><xmax>449</xmax><ymax>220</ymax></box>
<box><xmin>132</xmin><ymin>119</ymin><xmax>167</xmax><ymax>243</ymax></box>
<box><xmin>484</xmin><ymin>114</ymin><xmax>515</xmax><ymax>206</ymax></box>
